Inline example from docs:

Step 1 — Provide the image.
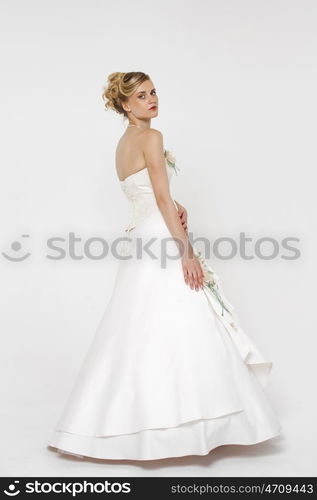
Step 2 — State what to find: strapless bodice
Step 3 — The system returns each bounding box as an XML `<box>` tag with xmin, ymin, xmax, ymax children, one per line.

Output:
<box><xmin>120</xmin><ymin>159</ymin><xmax>177</xmax><ymax>232</ymax></box>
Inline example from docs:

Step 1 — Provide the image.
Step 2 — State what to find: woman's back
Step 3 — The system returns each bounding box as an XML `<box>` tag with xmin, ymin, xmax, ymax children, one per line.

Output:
<box><xmin>116</xmin><ymin>127</ymin><xmax>150</xmax><ymax>182</ymax></box>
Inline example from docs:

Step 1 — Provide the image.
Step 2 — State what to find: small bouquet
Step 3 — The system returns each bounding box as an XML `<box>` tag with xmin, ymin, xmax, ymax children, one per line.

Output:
<box><xmin>194</xmin><ymin>249</ymin><xmax>237</xmax><ymax>328</ymax></box>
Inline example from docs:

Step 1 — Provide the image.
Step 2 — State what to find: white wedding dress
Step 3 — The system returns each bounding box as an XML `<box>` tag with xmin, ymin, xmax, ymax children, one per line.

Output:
<box><xmin>48</xmin><ymin>150</ymin><xmax>282</xmax><ymax>460</ymax></box>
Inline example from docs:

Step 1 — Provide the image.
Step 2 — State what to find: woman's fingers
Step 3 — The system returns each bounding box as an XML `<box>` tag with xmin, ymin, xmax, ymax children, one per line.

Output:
<box><xmin>188</xmin><ymin>269</ymin><xmax>204</xmax><ymax>291</ymax></box>
<box><xmin>183</xmin><ymin>268</ymin><xmax>189</xmax><ymax>285</ymax></box>
<box><xmin>180</xmin><ymin>216</ymin><xmax>187</xmax><ymax>230</ymax></box>
<box><xmin>184</xmin><ymin>271</ymin><xmax>202</xmax><ymax>290</ymax></box>
<box><xmin>178</xmin><ymin>208</ymin><xmax>187</xmax><ymax>232</ymax></box>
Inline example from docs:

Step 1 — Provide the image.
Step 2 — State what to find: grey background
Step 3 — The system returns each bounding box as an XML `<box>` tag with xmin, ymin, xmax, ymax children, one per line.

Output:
<box><xmin>0</xmin><ymin>0</ymin><xmax>316</xmax><ymax>476</ymax></box>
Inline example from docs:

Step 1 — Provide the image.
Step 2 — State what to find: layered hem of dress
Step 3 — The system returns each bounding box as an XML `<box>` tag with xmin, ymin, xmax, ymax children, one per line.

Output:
<box><xmin>48</xmin><ymin>409</ymin><xmax>282</xmax><ymax>461</ymax></box>
<box><xmin>47</xmin><ymin>313</ymin><xmax>282</xmax><ymax>461</ymax></box>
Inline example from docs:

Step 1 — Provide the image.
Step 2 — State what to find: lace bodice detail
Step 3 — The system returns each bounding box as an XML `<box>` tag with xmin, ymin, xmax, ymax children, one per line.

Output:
<box><xmin>120</xmin><ymin>160</ymin><xmax>177</xmax><ymax>232</ymax></box>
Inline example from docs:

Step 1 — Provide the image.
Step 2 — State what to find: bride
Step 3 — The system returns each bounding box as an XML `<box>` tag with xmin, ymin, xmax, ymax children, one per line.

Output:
<box><xmin>47</xmin><ymin>71</ymin><xmax>282</xmax><ymax>461</ymax></box>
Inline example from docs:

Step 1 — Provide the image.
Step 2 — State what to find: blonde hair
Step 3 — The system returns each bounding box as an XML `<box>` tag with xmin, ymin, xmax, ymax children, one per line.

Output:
<box><xmin>102</xmin><ymin>71</ymin><xmax>150</xmax><ymax>118</ymax></box>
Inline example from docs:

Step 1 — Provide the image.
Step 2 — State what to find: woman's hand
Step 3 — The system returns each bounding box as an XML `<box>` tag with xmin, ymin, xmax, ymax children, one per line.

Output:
<box><xmin>181</xmin><ymin>250</ymin><xmax>205</xmax><ymax>291</ymax></box>
<box><xmin>175</xmin><ymin>202</ymin><xmax>188</xmax><ymax>234</ymax></box>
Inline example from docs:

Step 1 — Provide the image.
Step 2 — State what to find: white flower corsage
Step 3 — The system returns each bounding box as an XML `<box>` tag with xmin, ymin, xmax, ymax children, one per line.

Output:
<box><xmin>164</xmin><ymin>149</ymin><xmax>180</xmax><ymax>175</ymax></box>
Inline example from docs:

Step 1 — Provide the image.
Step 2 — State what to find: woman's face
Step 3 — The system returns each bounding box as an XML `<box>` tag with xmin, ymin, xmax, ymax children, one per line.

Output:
<box><xmin>125</xmin><ymin>79</ymin><xmax>158</xmax><ymax>118</ymax></box>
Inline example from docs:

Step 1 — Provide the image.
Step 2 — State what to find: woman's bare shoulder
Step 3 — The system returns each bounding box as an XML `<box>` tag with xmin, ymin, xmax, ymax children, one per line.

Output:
<box><xmin>144</xmin><ymin>127</ymin><xmax>162</xmax><ymax>135</ymax></box>
<box><xmin>141</xmin><ymin>127</ymin><xmax>163</xmax><ymax>144</ymax></box>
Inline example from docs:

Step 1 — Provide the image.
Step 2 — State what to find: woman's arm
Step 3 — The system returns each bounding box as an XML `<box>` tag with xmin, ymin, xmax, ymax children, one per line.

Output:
<box><xmin>142</xmin><ymin>129</ymin><xmax>189</xmax><ymax>255</ymax></box>
<box><xmin>142</xmin><ymin>129</ymin><xmax>203</xmax><ymax>290</ymax></box>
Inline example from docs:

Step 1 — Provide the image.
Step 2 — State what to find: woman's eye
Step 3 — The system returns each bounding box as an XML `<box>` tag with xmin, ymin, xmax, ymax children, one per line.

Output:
<box><xmin>138</xmin><ymin>91</ymin><xmax>156</xmax><ymax>99</ymax></box>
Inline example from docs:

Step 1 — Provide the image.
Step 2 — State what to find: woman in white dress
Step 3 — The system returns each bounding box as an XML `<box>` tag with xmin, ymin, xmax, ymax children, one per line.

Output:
<box><xmin>48</xmin><ymin>71</ymin><xmax>282</xmax><ymax>461</ymax></box>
